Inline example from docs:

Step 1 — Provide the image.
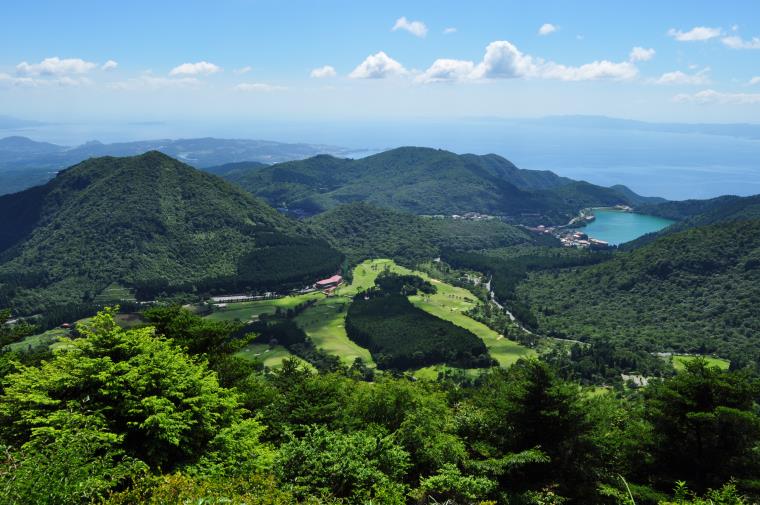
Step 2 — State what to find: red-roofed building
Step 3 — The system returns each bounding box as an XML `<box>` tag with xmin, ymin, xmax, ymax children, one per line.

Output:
<box><xmin>315</xmin><ymin>275</ymin><xmax>343</xmax><ymax>289</ymax></box>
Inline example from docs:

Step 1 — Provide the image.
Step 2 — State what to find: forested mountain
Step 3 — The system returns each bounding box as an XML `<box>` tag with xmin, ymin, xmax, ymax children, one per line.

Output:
<box><xmin>0</xmin><ymin>136</ymin><xmax>356</xmax><ymax>195</ymax></box>
<box><xmin>516</xmin><ymin>219</ymin><xmax>760</xmax><ymax>366</ymax></box>
<box><xmin>308</xmin><ymin>202</ymin><xmax>550</xmax><ymax>265</ymax></box>
<box><xmin>220</xmin><ymin>147</ymin><xmax>657</xmax><ymax>223</ymax></box>
<box><xmin>0</xmin><ymin>152</ymin><xmax>341</xmax><ymax>315</ymax></box>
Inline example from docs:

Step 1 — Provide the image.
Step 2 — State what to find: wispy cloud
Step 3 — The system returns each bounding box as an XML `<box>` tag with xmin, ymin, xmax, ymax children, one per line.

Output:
<box><xmin>0</xmin><ymin>72</ymin><xmax>92</xmax><ymax>87</ymax></box>
<box><xmin>749</xmin><ymin>76</ymin><xmax>760</xmax><ymax>86</ymax></box>
<box><xmin>349</xmin><ymin>52</ymin><xmax>407</xmax><ymax>79</ymax></box>
<box><xmin>234</xmin><ymin>66</ymin><xmax>253</xmax><ymax>75</ymax></box>
<box><xmin>721</xmin><ymin>35</ymin><xmax>760</xmax><ymax>49</ymax></box>
<box><xmin>392</xmin><ymin>16</ymin><xmax>427</xmax><ymax>38</ymax></box>
<box><xmin>654</xmin><ymin>68</ymin><xmax>710</xmax><ymax>85</ymax></box>
<box><xmin>101</xmin><ymin>60</ymin><xmax>118</xmax><ymax>71</ymax></box>
<box><xmin>169</xmin><ymin>61</ymin><xmax>221</xmax><ymax>76</ymax></box>
<box><xmin>234</xmin><ymin>82</ymin><xmax>286</xmax><ymax>92</ymax></box>
<box><xmin>674</xmin><ymin>89</ymin><xmax>760</xmax><ymax>104</ymax></box>
<box><xmin>667</xmin><ymin>26</ymin><xmax>721</xmax><ymax>41</ymax></box>
<box><xmin>108</xmin><ymin>75</ymin><xmax>201</xmax><ymax>90</ymax></box>
<box><xmin>443</xmin><ymin>27</ymin><xmax>457</xmax><ymax>35</ymax></box>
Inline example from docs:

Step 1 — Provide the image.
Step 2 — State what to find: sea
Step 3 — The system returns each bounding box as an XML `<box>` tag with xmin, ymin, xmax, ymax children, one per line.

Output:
<box><xmin>4</xmin><ymin>117</ymin><xmax>760</xmax><ymax>201</ymax></box>
<box><xmin>579</xmin><ymin>210</ymin><xmax>675</xmax><ymax>245</ymax></box>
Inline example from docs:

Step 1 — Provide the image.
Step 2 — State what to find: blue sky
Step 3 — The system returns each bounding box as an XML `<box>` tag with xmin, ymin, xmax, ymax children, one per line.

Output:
<box><xmin>1</xmin><ymin>0</ymin><xmax>760</xmax><ymax>124</ymax></box>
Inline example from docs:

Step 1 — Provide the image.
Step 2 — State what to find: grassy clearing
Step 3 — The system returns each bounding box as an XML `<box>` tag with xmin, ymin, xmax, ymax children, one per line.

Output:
<box><xmin>294</xmin><ymin>296</ymin><xmax>376</xmax><ymax>367</ymax></box>
<box><xmin>235</xmin><ymin>343</ymin><xmax>313</xmax><ymax>370</ymax></box>
<box><xmin>7</xmin><ymin>327</ymin><xmax>69</xmax><ymax>351</ymax></box>
<box><xmin>412</xmin><ymin>365</ymin><xmax>486</xmax><ymax>381</ymax></box>
<box><xmin>672</xmin><ymin>354</ymin><xmax>730</xmax><ymax>372</ymax></box>
<box><xmin>205</xmin><ymin>292</ymin><xmax>324</xmax><ymax>322</ymax></box>
<box><xmin>93</xmin><ymin>283</ymin><xmax>136</xmax><ymax>304</ymax></box>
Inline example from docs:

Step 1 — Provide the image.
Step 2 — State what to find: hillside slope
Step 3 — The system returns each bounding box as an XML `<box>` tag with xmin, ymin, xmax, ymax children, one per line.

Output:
<box><xmin>516</xmin><ymin>219</ymin><xmax>760</xmax><ymax>364</ymax></box>
<box><xmin>308</xmin><ymin>202</ymin><xmax>549</xmax><ymax>265</ymax></box>
<box><xmin>623</xmin><ymin>194</ymin><xmax>760</xmax><ymax>249</ymax></box>
<box><xmin>222</xmin><ymin>147</ymin><xmax>653</xmax><ymax>224</ymax></box>
<box><xmin>0</xmin><ymin>152</ymin><xmax>341</xmax><ymax>315</ymax></box>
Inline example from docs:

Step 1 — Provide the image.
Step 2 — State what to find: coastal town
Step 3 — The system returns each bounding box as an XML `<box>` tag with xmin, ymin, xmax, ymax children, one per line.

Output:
<box><xmin>523</xmin><ymin>205</ymin><xmax>634</xmax><ymax>249</ymax></box>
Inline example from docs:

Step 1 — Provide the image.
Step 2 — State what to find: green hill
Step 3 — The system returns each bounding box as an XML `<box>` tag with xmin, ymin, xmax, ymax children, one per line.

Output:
<box><xmin>516</xmin><ymin>219</ymin><xmax>760</xmax><ymax>365</ymax></box>
<box><xmin>220</xmin><ymin>147</ymin><xmax>653</xmax><ymax>224</ymax></box>
<box><xmin>0</xmin><ymin>152</ymin><xmax>341</xmax><ymax>315</ymax></box>
<box><xmin>308</xmin><ymin>202</ymin><xmax>549</xmax><ymax>266</ymax></box>
<box><xmin>623</xmin><ymin>194</ymin><xmax>760</xmax><ymax>249</ymax></box>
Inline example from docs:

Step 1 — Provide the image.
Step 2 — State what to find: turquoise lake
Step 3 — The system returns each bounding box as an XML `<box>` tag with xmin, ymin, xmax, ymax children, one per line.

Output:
<box><xmin>579</xmin><ymin>209</ymin><xmax>675</xmax><ymax>245</ymax></box>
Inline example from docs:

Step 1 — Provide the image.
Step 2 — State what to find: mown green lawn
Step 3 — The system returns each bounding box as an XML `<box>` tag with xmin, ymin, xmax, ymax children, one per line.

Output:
<box><xmin>672</xmin><ymin>354</ymin><xmax>730</xmax><ymax>372</ymax></box>
<box><xmin>235</xmin><ymin>343</ymin><xmax>313</xmax><ymax>370</ymax></box>
<box><xmin>205</xmin><ymin>291</ymin><xmax>324</xmax><ymax>322</ymax></box>
<box><xmin>7</xmin><ymin>327</ymin><xmax>69</xmax><ymax>352</ymax></box>
<box><xmin>340</xmin><ymin>259</ymin><xmax>534</xmax><ymax>368</ymax></box>
<box><xmin>294</xmin><ymin>295</ymin><xmax>376</xmax><ymax>367</ymax></box>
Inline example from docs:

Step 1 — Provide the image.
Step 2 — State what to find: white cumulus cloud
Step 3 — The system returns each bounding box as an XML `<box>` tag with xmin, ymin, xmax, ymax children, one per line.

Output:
<box><xmin>310</xmin><ymin>65</ymin><xmax>337</xmax><ymax>78</ymax></box>
<box><xmin>674</xmin><ymin>89</ymin><xmax>760</xmax><ymax>104</ymax></box>
<box><xmin>234</xmin><ymin>82</ymin><xmax>286</xmax><ymax>92</ymax></box>
<box><xmin>629</xmin><ymin>47</ymin><xmax>655</xmax><ymax>62</ymax></box>
<box><xmin>470</xmin><ymin>41</ymin><xmax>537</xmax><ymax>79</ymax></box>
<box><xmin>538</xmin><ymin>23</ymin><xmax>557</xmax><ymax>36</ymax></box>
<box><xmin>721</xmin><ymin>35</ymin><xmax>760</xmax><ymax>49</ymax></box>
<box><xmin>16</xmin><ymin>57</ymin><xmax>97</xmax><ymax>76</ymax></box>
<box><xmin>415</xmin><ymin>59</ymin><xmax>475</xmax><ymax>83</ymax></box>
<box><xmin>417</xmin><ymin>40</ymin><xmax>638</xmax><ymax>83</ymax></box>
<box><xmin>667</xmin><ymin>26</ymin><xmax>722</xmax><ymax>41</ymax></box>
<box><xmin>392</xmin><ymin>16</ymin><xmax>427</xmax><ymax>37</ymax></box>
<box><xmin>749</xmin><ymin>76</ymin><xmax>760</xmax><ymax>86</ymax></box>
<box><xmin>654</xmin><ymin>68</ymin><xmax>710</xmax><ymax>85</ymax></box>
<box><xmin>349</xmin><ymin>52</ymin><xmax>407</xmax><ymax>79</ymax></box>
<box><xmin>101</xmin><ymin>60</ymin><xmax>118</xmax><ymax>71</ymax></box>
<box><xmin>169</xmin><ymin>61</ymin><xmax>221</xmax><ymax>76</ymax></box>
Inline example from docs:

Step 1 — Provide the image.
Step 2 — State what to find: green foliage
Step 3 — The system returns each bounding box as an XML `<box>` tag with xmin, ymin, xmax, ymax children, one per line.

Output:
<box><xmin>645</xmin><ymin>359</ymin><xmax>760</xmax><ymax>491</ymax></box>
<box><xmin>412</xmin><ymin>463</ymin><xmax>497</xmax><ymax>504</ymax></box>
<box><xmin>275</xmin><ymin>425</ymin><xmax>410</xmax><ymax>503</ymax></box>
<box><xmin>659</xmin><ymin>481</ymin><xmax>748</xmax><ymax>505</ymax></box>
<box><xmin>346</xmin><ymin>294</ymin><xmax>491</xmax><ymax>369</ymax></box>
<box><xmin>518</xmin><ymin>220</ymin><xmax>760</xmax><ymax>366</ymax></box>
<box><xmin>103</xmin><ymin>473</ymin><xmax>299</xmax><ymax>505</ymax></box>
<box><xmin>0</xmin><ymin>422</ymin><xmax>147</xmax><ymax>505</ymax></box>
<box><xmin>0</xmin><ymin>308</ymin><xmax>241</xmax><ymax>470</ymax></box>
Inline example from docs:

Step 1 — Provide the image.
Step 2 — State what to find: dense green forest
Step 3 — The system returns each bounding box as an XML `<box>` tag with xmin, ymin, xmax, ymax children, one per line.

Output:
<box><xmin>222</xmin><ymin>147</ymin><xmax>651</xmax><ymax>223</ymax></box>
<box><xmin>517</xmin><ymin>219</ymin><xmax>760</xmax><ymax>368</ymax></box>
<box><xmin>345</xmin><ymin>274</ymin><xmax>491</xmax><ymax>369</ymax></box>
<box><xmin>0</xmin><ymin>152</ymin><xmax>341</xmax><ymax>316</ymax></box>
<box><xmin>2</xmin><ymin>307</ymin><xmax>759</xmax><ymax>504</ymax></box>
<box><xmin>309</xmin><ymin>202</ymin><xmax>548</xmax><ymax>266</ymax></box>
<box><xmin>625</xmin><ymin>194</ymin><xmax>760</xmax><ymax>249</ymax></box>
